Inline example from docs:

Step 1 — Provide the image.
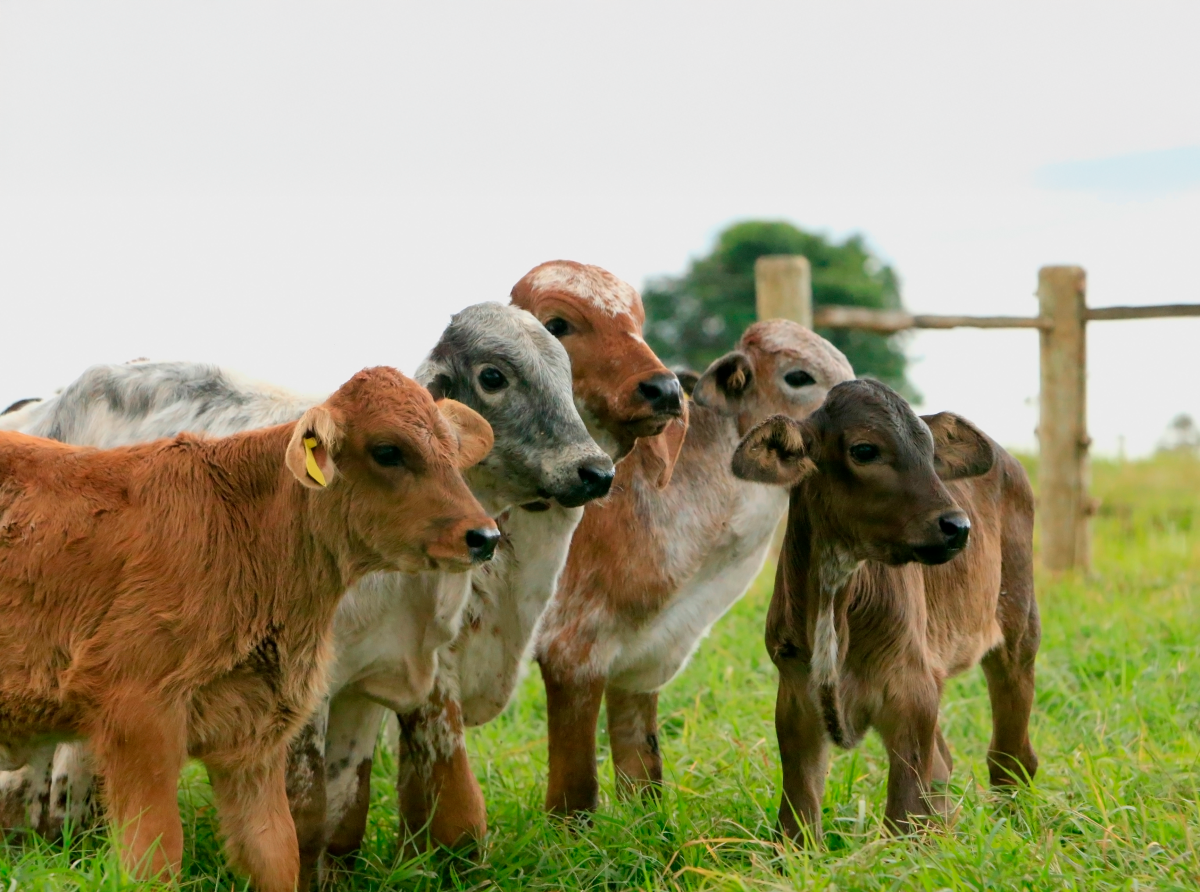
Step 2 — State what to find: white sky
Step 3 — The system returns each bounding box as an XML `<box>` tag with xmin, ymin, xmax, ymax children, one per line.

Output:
<box><xmin>2</xmin><ymin>2</ymin><xmax>1198</xmax><ymax>457</ymax></box>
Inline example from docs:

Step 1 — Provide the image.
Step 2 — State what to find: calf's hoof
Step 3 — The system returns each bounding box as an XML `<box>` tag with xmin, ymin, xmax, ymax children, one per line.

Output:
<box><xmin>987</xmin><ymin>748</ymin><xmax>1038</xmax><ymax>787</ymax></box>
<box><xmin>776</xmin><ymin>812</ymin><xmax>822</xmax><ymax>848</ymax></box>
<box><xmin>399</xmin><ymin>824</ymin><xmax>487</xmax><ymax>862</ymax></box>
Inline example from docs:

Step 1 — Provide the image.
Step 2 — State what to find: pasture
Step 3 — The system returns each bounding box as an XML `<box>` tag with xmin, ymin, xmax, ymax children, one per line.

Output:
<box><xmin>2</xmin><ymin>452</ymin><xmax>1197</xmax><ymax>891</ymax></box>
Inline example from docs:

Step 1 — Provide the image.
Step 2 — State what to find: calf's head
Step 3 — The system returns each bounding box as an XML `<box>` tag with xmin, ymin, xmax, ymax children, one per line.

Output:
<box><xmin>285</xmin><ymin>366</ymin><xmax>500</xmax><ymax>573</ymax></box>
<box><xmin>692</xmin><ymin>319</ymin><xmax>856</xmax><ymax>433</ymax></box>
<box><xmin>732</xmin><ymin>378</ymin><xmax>994</xmax><ymax>565</ymax></box>
<box><xmin>511</xmin><ymin>261</ymin><xmax>685</xmax><ymax>478</ymax></box>
<box><xmin>416</xmin><ymin>303</ymin><xmax>613</xmax><ymax>512</ymax></box>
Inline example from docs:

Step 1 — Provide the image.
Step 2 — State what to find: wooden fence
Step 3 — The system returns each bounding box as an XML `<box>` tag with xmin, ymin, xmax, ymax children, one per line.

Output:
<box><xmin>754</xmin><ymin>257</ymin><xmax>1200</xmax><ymax>572</ymax></box>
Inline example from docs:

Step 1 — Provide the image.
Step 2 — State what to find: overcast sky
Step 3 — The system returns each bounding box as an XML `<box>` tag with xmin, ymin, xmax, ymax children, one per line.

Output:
<box><xmin>2</xmin><ymin>2</ymin><xmax>1198</xmax><ymax>456</ymax></box>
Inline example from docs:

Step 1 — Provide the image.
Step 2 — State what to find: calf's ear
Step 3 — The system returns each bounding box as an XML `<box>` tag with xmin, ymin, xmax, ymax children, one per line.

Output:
<box><xmin>922</xmin><ymin>412</ymin><xmax>995</xmax><ymax>480</ymax></box>
<box><xmin>286</xmin><ymin>406</ymin><xmax>341</xmax><ymax>490</ymax></box>
<box><xmin>731</xmin><ymin>414</ymin><xmax>815</xmax><ymax>487</ymax></box>
<box><xmin>438</xmin><ymin>399</ymin><xmax>495</xmax><ymax>469</ymax></box>
<box><xmin>692</xmin><ymin>351</ymin><xmax>753</xmax><ymax>415</ymax></box>
<box><xmin>641</xmin><ymin>399</ymin><xmax>689</xmax><ymax>489</ymax></box>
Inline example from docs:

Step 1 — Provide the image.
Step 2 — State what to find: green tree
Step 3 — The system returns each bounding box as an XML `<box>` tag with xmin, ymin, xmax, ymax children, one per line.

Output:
<box><xmin>643</xmin><ymin>220</ymin><xmax>917</xmax><ymax>400</ymax></box>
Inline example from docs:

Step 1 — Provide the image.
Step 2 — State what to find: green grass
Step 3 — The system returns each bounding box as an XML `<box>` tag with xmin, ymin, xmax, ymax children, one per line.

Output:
<box><xmin>4</xmin><ymin>454</ymin><xmax>1199</xmax><ymax>890</ymax></box>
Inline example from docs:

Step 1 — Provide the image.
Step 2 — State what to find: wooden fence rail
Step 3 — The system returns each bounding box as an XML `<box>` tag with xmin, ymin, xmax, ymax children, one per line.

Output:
<box><xmin>754</xmin><ymin>256</ymin><xmax>1200</xmax><ymax>573</ymax></box>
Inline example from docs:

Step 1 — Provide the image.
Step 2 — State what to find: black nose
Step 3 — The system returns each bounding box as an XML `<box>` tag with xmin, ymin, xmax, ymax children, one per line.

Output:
<box><xmin>636</xmin><ymin>373</ymin><xmax>683</xmax><ymax>415</ymax></box>
<box><xmin>465</xmin><ymin>527</ymin><xmax>501</xmax><ymax>562</ymax></box>
<box><xmin>577</xmin><ymin>461</ymin><xmax>615</xmax><ymax>500</ymax></box>
<box><xmin>554</xmin><ymin>459</ymin><xmax>616</xmax><ymax>508</ymax></box>
<box><xmin>938</xmin><ymin>512</ymin><xmax>971</xmax><ymax>551</ymax></box>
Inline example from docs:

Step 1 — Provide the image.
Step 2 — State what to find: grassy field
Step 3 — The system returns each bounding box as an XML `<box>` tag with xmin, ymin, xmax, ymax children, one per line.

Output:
<box><xmin>3</xmin><ymin>453</ymin><xmax>1198</xmax><ymax>890</ymax></box>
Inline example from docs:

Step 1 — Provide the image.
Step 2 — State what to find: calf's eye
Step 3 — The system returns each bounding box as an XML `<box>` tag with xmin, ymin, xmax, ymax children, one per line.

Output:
<box><xmin>370</xmin><ymin>445</ymin><xmax>405</xmax><ymax>467</ymax></box>
<box><xmin>784</xmin><ymin>369</ymin><xmax>815</xmax><ymax>387</ymax></box>
<box><xmin>544</xmin><ymin>317</ymin><xmax>570</xmax><ymax>337</ymax></box>
<box><xmin>849</xmin><ymin>443</ymin><xmax>881</xmax><ymax>464</ymax></box>
<box><xmin>478</xmin><ymin>367</ymin><xmax>508</xmax><ymax>393</ymax></box>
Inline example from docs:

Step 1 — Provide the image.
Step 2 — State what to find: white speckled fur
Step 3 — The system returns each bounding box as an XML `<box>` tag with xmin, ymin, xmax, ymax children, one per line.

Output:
<box><xmin>605</xmin><ymin>488</ymin><xmax>787</xmax><ymax>693</ymax></box>
<box><xmin>537</xmin><ymin>407</ymin><xmax>788</xmax><ymax>694</ymax></box>
<box><xmin>525</xmin><ymin>264</ymin><xmax>639</xmax><ymax>317</ymax></box>
<box><xmin>451</xmin><ymin>503</ymin><xmax>584</xmax><ymax>726</ymax></box>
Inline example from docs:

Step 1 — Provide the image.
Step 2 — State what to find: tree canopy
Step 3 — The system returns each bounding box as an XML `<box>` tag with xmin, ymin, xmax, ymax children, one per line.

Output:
<box><xmin>642</xmin><ymin>220</ymin><xmax>916</xmax><ymax>400</ymax></box>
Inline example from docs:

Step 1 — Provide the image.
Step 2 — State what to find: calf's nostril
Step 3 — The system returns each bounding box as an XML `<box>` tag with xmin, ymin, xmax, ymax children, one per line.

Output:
<box><xmin>638</xmin><ymin>380</ymin><xmax>663</xmax><ymax>400</ymax></box>
<box><xmin>938</xmin><ymin>513</ymin><xmax>971</xmax><ymax>549</ymax></box>
<box><xmin>578</xmin><ymin>462</ymin><xmax>615</xmax><ymax>498</ymax></box>
<box><xmin>636</xmin><ymin>373</ymin><xmax>683</xmax><ymax>414</ymax></box>
<box><xmin>465</xmin><ymin>527</ymin><xmax>501</xmax><ymax>561</ymax></box>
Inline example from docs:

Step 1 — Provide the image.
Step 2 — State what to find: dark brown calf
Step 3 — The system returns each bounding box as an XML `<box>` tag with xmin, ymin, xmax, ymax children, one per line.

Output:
<box><xmin>0</xmin><ymin>368</ymin><xmax>497</xmax><ymax>891</ymax></box>
<box><xmin>732</xmin><ymin>379</ymin><xmax>1039</xmax><ymax>839</ymax></box>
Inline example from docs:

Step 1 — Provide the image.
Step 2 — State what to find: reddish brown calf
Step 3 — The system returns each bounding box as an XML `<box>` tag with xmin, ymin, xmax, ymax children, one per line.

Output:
<box><xmin>0</xmin><ymin>368</ymin><xmax>496</xmax><ymax>891</ymax></box>
<box><xmin>536</xmin><ymin>321</ymin><xmax>855</xmax><ymax>817</ymax></box>
<box><xmin>512</xmin><ymin>259</ymin><xmax>685</xmax><ymax>462</ymax></box>
<box><xmin>732</xmin><ymin>379</ymin><xmax>1039</xmax><ymax>839</ymax></box>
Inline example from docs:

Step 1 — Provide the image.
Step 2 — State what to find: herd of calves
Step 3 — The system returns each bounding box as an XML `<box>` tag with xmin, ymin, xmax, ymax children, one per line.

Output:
<box><xmin>0</xmin><ymin>260</ymin><xmax>1041</xmax><ymax>891</ymax></box>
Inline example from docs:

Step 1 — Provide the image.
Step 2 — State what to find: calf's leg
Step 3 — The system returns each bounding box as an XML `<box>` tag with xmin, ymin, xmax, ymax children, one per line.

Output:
<box><xmin>605</xmin><ymin>687</ymin><xmax>662</xmax><ymax>800</ymax></box>
<box><xmin>207</xmin><ymin>752</ymin><xmax>299</xmax><ymax>892</ymax></box>
<box><xmin>983</xmin><ymin>490</ymin><xmax>1040</xmax><ymax>787</ymax></box>
<box><xmin>875</xmin><ymin>673</ymin><xmax>940</xmax><ymax>834</ymax></box>
<box><xmin>0</xmin><ymin>743</ymin><xmax>53</xmax><ymax>835</ymax></box>
<box><xmin>926</xmin><ymin>723</ymin><xmax>956</xmax><ymax>818</ymax></box>
<box><xmin>49</xmin><ymin>742</ymin><xmax>101</xmax><ymax>837</ymax></box>
<box><xmin>540</xmin><ymin>661</ymin><xmax>605</xmax><ymax>817</ymax></box>
<box><xmin>774</xmin><ymin>662</ymin><xmax>829</xmax><ymax>844</ymax></box>
<box><xmin>92</xmin><ymin>711</ymin><xmax>187</xmax><ymax>881</ymax></box>
<box><xmin>980</xmin><ymin>622</ymin><xmax>1039</xmax><ymax>786</ymax></box>
<box><xmin>284</xmin><ymin>708</ymin><xmax>328</xmax><ymax>890</ymax></box>
<box><xmin>323</xmin><ymin>694</ymin><xmax>386</xmax><ymax>859</ymax></box>
<box><xmin>395</xmin><ymin>694</ymin><xmax>486</xmax><ymax>850</ymax></box>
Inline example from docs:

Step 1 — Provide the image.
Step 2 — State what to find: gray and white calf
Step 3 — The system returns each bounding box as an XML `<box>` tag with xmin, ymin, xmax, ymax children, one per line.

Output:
<box><xmin>0</xmin><ymin>302</ymin><xmax>611</xmax><ymax>885</ymax></box>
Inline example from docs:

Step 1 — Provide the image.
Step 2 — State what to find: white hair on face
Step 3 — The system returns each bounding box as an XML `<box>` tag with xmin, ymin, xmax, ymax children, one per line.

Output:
<box><xmin>526</xmin><ymin>262</ymin><xmax>640</xmax><ymax>316</ymax></box>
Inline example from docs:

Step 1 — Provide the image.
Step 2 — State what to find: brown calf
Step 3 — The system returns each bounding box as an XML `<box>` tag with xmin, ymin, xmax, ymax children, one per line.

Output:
<box><xmin>0</xmin><ymin>368</ymin><xmax>497</xmax><ymax>891</ymax></box>
<box><xmin>391</xmin><ymin>261</ymin><xmax>684</xmax><ymax>852</ymax></box>
<box><xmin>731</xmin><ymin>378</ymin><xmax>1039</xmax><ymax>839</ymax></box>
<box><xmin>536</xmin><ymin>321</ymin><xmax>855</xmax><ymax>816</ymax></box>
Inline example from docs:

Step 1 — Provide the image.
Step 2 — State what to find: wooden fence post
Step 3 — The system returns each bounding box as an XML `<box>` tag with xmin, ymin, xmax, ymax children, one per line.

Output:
<box><xmin>756</xmin><ymin>256</ymin><xmax>813</xmax><ymax>559</ymax></box>
<box><xmin>755</xmin><ymin>256</ymin><xmax>813</xmax><ymax>329</ymax></box>
<box><xmin>1037</xmin><ymin>265</ymin><xmax>1090</xmax><ymax>572</ymax></box>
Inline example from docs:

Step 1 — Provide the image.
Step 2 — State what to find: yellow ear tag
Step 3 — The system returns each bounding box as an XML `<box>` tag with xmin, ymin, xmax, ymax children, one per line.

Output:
<box><xmin>303</xmin><ymin>437</ymin><xmax>327</xmax><ymax>487</ymax></box>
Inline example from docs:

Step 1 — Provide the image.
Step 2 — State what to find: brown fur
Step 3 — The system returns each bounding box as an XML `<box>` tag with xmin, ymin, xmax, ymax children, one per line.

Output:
<box><xmin>732</xmin><ymin>379</ymin><xmax>1039</xmax><ymax>840</ymax></box>
<box><xmin>537</xmin><ymin>322</ymin><xmax>855</xmax><ymax>815</ymax></box>
<box><xmin>0</xmin><ymin>367</ymin><xmax>497</xmax><ymax>891</ymax></box>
